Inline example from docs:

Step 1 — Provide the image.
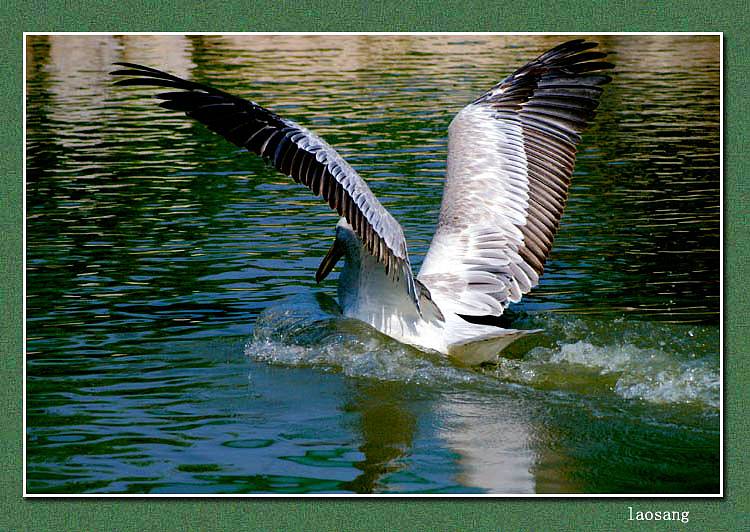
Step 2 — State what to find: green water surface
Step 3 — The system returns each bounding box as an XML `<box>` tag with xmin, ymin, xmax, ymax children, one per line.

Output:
<box><xmin>25</xmin><ymin>34</ymin><xmax>720</xmax><ymax>494</ymax></box>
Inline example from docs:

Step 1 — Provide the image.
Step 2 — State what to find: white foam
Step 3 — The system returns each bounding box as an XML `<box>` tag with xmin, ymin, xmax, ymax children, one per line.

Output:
<box><xmin>246</xmin><ymin>298</ymin><xmax>719</xmax><ymax>409</ymax></box>
<box><xmin>614</xmin><ymin>362</ymin><xmax>720</xmax><ymax>407</ymax></box>
<box><xmin>523</xmin><ymin>336</ymin><xmax>719</xmax><ymax>408</ymax></box>
<box><xmin>245</xmin><ymin>299</ymin><xmax>482</xmax><ymax>386</ymax></box>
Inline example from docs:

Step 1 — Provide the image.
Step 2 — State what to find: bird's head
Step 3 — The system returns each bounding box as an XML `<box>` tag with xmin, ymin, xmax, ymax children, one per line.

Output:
<box><xmin>315</xmin><ymin>218</ymin><xmax>360</xmax><ymax>283</ymax></box>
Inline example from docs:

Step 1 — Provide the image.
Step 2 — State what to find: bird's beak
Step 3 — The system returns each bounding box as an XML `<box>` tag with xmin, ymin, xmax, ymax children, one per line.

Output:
<box><xmin>315</xmin><ymin>238</ymin><xmax>346</xmax><ymax>283</ymax></box>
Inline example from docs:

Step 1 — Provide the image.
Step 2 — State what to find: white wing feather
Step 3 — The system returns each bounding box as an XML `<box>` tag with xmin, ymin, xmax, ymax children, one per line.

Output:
<box><xmin>419</xmin><ymin>40</ymin><xmax>613</xmax><ymax>318</ymax></box>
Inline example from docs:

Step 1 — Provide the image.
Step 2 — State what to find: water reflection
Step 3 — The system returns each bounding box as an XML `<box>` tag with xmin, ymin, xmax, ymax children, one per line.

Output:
<box><xmin>342</xmin><ymin>382</ymin><xmax>418</xmax><ymax>493</ymax></box>
<box><xmin>246</xmin><ymin>296</ymin><xmax>718</xmax><ymax>494</ymax></box>
<box><xmin>26</xmin><ymin>34</ymin><xmax>720</xmax><ymax>494</ymax></box>
<box><xmin>437</xmin><ymin>391</ymin><xmax>536</xmax><ymax>493</ymax></box>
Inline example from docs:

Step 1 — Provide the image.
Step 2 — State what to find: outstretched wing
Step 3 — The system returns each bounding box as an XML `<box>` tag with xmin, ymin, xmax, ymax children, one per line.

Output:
<box><xmin>111</xmin><ymin>63</ymin><xmax>420</xmax><ymax>308</ymax></box>
<box><xmin>418</xmin><ymin>39</ymin><xmax>613</xmax><ymax>318</ymax></box>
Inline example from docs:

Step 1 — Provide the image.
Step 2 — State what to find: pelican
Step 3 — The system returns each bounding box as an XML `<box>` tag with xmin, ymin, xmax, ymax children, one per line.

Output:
<box><xmin>112</xmin><ymin>39</ymin><xmax>613</xmax><ymax>364</ymax></box>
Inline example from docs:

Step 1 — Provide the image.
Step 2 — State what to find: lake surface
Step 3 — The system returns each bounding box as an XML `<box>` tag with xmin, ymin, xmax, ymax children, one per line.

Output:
<box><xmin>25</xmin><ymin>34</ymin><xmax>721</xmax><ymax>494</ymax></box>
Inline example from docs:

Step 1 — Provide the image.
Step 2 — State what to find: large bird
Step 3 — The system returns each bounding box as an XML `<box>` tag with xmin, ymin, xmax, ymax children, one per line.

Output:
<box><xmin>112</xmin><ymin>39</ymin><xmax>613</xmax><ymax>364</ymax></box>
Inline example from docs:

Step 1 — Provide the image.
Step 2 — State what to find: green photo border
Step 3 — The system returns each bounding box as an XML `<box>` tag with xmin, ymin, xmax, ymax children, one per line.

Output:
<box><xmin>6</xmin><ymin>2</ymin><xmax>747</xmax><ymax>529</ymax></box>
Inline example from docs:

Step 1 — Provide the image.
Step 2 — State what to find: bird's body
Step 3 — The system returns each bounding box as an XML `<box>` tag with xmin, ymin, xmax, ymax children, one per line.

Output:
<box><xmin>112</xmin><ymin>39</ymin><xmax>613</xmax><ymax>364</ymax></box>
<box><xmin>334</xmin><ymin>218</ymin><xmax>535</xmax><ymax>364</ymax></box>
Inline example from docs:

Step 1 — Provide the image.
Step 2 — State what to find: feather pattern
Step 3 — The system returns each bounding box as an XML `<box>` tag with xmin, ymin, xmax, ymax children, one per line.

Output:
<box><xmin>419</xmin><ymin>39</ymin><xmax>613</xmax><ymax>318</ymax></box>
<box><xmin>111</xmin><ymin>41</ymin><xmax>612</xmax><ymax>362</ymax></box>
<box><xmin>111</xmin><ymin>62</ymin><xmax>420</xmax><ymax>309</ymax></box>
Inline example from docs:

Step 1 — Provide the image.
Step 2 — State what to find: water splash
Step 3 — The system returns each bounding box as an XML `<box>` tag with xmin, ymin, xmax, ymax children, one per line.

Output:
<box><xmin>491</xmin><ymin>314</ymin><xmax>720</xmax><ymax>409</ymax></box>
<box><xmin>245</xmin><ymin>294</ymin><xmax>483</xmax><ymax>386</ymax></box>
<box><xmin>247</xmin><ymin>297</ymin><xmax>719</xmax><ymax>410</ymax></box>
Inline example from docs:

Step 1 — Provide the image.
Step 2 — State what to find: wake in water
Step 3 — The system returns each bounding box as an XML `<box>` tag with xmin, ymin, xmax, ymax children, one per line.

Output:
<box><xmin>246</xmin><ymin>294</ymin><xmax>484</xmax><ymax>386</ymax></box>
<box><xmin>245</xmin><ymin>295</ymin><xmax>719</xmax><ymax>410</ymax></box>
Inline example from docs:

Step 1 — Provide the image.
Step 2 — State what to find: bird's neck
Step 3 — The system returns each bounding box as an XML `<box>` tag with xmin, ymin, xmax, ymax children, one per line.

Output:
<box><xmin>337</xmin><ymin>243</ymin><xmax>365</xmax><ymax>314</ymax></box>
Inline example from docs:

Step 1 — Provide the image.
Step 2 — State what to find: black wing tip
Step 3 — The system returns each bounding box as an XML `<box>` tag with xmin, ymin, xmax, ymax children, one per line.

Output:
<box><xmin>112</xmin><ymin>61</ymin><xmax>143</xmax><ymax>69</ymax></box>
<box><xmin>111</xmin><ymin>62</ymin><xmax>143</xmax><ymax>77</ymax></box>
<box><xmin>540</xmin><ymin>39</ymin><xmax>615</xmax><ymax>72</ymax></box>
<box><xmin>598</xmin><ymin>72</ymin><xmax>614</xmax><ymax>85</ymax></box>
<box><xmin>546</xmin><ymin>38</ymin><xmax>600</xmax><ymax>54</ymax></box>
<box><xmin>488</xmin><ymin>39</ymin><xmax>614</xmax><ymax>101</ymax></box>
<box><xmin>111</xmin><ymin>61</ymin><xmax>167</xmax><ymax>74</ymax></box>
<box><xmin>109</xmin><ymin>62</ymin><xmax>193</xmax><ymax>91</ymax></box>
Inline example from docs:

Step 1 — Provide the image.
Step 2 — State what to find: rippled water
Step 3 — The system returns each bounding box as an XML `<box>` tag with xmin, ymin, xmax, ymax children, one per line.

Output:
<box><xmin>25</xmin><ymin>34</ymin><xmax>720</xmax><ymax>494</ymax></box>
